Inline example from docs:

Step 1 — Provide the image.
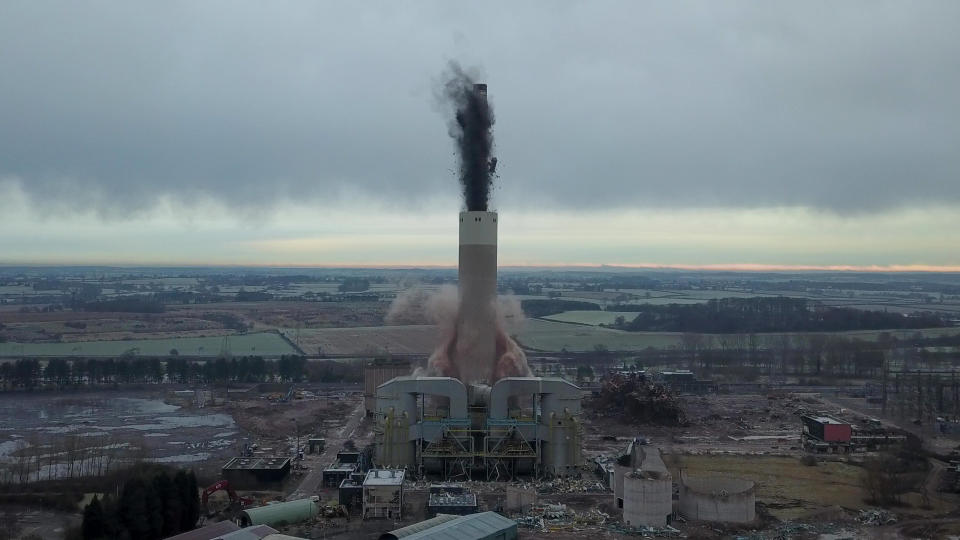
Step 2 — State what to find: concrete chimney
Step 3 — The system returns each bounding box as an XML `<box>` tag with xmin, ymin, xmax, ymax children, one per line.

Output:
<box><xmin>456</xmin><ymin>211</ymin><xmax>497</xmax><ymax>383</ymax></box>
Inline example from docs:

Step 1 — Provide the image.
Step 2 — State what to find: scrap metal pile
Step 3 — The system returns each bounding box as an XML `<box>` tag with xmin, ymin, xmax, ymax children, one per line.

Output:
<box><xmin>588</xmin><ymin>374</ymin><xmax>689</xmax><ymax>426</ymax></box>
<box><xmin>515</xmin><ymin>504</ymin><xmax>615</xmax><ymax>533</ymax></box>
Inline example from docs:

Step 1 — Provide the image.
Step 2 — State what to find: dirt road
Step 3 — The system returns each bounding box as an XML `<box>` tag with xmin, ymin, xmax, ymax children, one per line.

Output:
<box><xmin>286</xmin><ymin>400</ymin><xmax>366</xmax><ymax>501</ymax></box>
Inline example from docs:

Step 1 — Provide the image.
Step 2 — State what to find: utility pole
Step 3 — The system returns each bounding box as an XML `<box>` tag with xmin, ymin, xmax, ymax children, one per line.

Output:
<box><xmin>291</xmin><ymin>418</ymin><xmax>300</xmax><ymax>468</ymax></box>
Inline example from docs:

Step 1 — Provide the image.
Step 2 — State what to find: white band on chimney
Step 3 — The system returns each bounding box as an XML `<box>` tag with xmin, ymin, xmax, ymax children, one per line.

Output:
<box><xmin>459</xmin><ymin>211</ymin><xmax>497</xmax><ymax>246</ymax></box>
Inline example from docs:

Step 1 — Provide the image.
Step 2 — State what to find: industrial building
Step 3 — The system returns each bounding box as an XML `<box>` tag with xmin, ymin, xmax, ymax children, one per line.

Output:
<box><xmin>363</xmin><ymin>468</ymin><xmax>405</xmax><ymax>519</ymax></box>
<box><xmin>801</xmin><ymin>414</ymin><xmax>852</xmax><ymax>453</ymax></box>
<box><xmin>613</xmin><ymin>441</ymin><xmax>672</xmax><ymax>528</ymax></box>
<box><xmin>238</xmin><ymin>497</ymin><xmax>319</xmax><ymax>528</ymax></box>
<box><xmin>165</xmin><ymin>522</ymin><xmax>298</xmax><ymax>540</ymax></box>
<box><xmin>374</xmin><ymin>375</ymin><xmax>582</xmax><ymax>480</ymax></box>
<box><xmin>338</xmin><ymin>471</ymin><xmax>366</xmax><ymax>513</ymax></box>
<box><xmin>678</xmin><ymin>472</ymin><xmax>756</xmax><ymax>523</ymax></box>
<box><xmin>165</xmin><ymin>521</ymin><xmax>242</xmax><ymax>540</ymax></box>
<box><xmin>322</xmin><ymin>451</ymin><xmax>362</xmax><ymax>487</ymax></box>
<box><xmin>379</xmin><ymin>512</ymin><xmax>517</xmax><ymax>540</ymax></box>
<box><xmin>366</xmin><ymin>359</ymin><xmax>412</xmax><ymax>416</ymax></box>
<box><xmin>426</xmin><ymin>483</ymin><xmax>478</xmax><ymax>516</ymax></box>
<box><xmin>221</xmin><ymin>457</ymin><xmax>291</xmax><ymax>489</ymax></box>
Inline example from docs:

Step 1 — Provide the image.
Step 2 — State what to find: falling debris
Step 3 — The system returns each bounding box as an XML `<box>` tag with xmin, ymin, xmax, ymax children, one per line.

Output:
<box><xmin>440</xmin><ymin>62</ymin><xmax>497</xmax><ymax>212</ymax></box>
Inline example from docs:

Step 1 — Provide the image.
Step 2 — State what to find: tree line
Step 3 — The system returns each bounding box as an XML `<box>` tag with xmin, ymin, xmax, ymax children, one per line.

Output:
<box><xmin>0</xmin><ymin>432</ymin><xmax>144</xmax><ymax>486</ymax></box>
<box><xmin>521</xmin><ymin>299</ymin><xmax>601</xmax><ymax>318</ymax></box>
<box><xmin>0</xmin><ymin>355</ymin><xmax>308</xmax><ymax>390</ymax></box>
<box><xmin>609</xmin><ymin>297</ymin><xmax>945</xmax><ymax>333</ymax></box>
<box><xmin>77</xmin><ymin>465</ymin><xmax>200</xmax><ymax>540</ymax></box>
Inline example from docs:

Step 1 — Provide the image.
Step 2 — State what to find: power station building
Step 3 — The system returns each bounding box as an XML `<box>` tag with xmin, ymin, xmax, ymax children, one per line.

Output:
<box><xmin>373</xmin><ymin>376</ymin><xmax>582</xmax><ymax>479</ymax></box>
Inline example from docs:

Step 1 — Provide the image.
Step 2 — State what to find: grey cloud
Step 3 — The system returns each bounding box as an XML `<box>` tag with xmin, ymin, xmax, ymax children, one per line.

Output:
<box><xmin>1</xmin><ymin>1</ymin><xmax>959</xmax><ymax>215</ymax></box>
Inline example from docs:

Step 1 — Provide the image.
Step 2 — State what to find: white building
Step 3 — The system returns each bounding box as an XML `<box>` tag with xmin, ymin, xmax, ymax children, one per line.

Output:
<box><xmin>363</xmin><ymin>469</ymin><xmax>405</xmax><ymax>519</ymax></box>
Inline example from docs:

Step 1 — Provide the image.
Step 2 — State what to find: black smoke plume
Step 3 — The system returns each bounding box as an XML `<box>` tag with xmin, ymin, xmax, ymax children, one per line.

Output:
<box><xmin>441</xmin><ymin>63</ymin><xmax>497</xmax><ymax>211</ymax></box>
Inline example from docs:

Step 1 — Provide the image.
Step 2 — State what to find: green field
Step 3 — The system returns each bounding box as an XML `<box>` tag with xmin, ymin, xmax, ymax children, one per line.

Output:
<box><xmin>0</xmin><ymin>332</ymin><xmax>298</xmax><ymax>357</ymax></box>
<box><xmin>516</xmin><ymin>319</ymin><xmax>960</xmax><ymax>353</ymax></box>
<box><xmin>542</xmin><ymin>310</ymin><xmax>643</xmax><ymax>326</ymax></box>
<box><xmin>517</xmin><ymin>319</ymin><xmax>685</xmax><ymax>351</ymax></box>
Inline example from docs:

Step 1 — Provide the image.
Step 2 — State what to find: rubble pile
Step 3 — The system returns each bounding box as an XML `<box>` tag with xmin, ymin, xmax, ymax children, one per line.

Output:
<box><xmin>588</xmin><ymin>374</ymin><xmax>688</xmax><ymax>426</ymax></box>
<box><xmin>515</xmin><ymin>503</ymin><xmax>612</xmax><ymax>533</ymax></box>
<box><xmin>857</xmin><ymin>508</ymin><xmax>897</xmax><ymax>526</ymax></box>
<box><xmin>605</xmin><ymin>522</ymin><xmax>682</xmax><ymax>537</ymax></box>
<box><xmin>536</xmin><ymin>477</ymin><xmax>607</xmax><ymax>494</ymax></box>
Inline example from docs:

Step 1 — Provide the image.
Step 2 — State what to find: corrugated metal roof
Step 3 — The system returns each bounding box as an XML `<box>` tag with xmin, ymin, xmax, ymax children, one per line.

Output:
<box><xmin>389</xmin><ymin>512</ymin><xmax>516</xmax><ymax>540</ymax></box>
<box><xmin>165</xmin><ymin>521</ymin><xmax>240</xmax><ymax>540</ymax></box>
<box><xmin>216</xmin><ymin>524</ymin><xmax>278</xmax><ymax>540</ymax></box>
<box><xmin>380</xmin><ymin>514</ymin><xmax>460</xmax><ymax>539</ymax></box>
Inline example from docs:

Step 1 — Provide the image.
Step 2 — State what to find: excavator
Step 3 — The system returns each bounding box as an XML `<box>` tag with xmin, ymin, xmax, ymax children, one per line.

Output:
<box><xmin>201</xmin><ymin>480</ymin><xmax>254</xmax><ymax>516</ymax></box>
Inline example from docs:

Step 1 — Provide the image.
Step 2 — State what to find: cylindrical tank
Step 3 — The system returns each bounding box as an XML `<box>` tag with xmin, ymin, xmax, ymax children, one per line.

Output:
<box><xmin>623</xmin><ymin>471</ymin><xmax>672</xmax><ymax>527</ymax></box>
<box><xmin>456</xmin><ymin>211</ymin><xmax>497</xmax><ymax>383</ymax></box>
<box><xmin>678</xmin><ymin>473</ymin><xmax>756</xmax><ymax>523</ymax></box>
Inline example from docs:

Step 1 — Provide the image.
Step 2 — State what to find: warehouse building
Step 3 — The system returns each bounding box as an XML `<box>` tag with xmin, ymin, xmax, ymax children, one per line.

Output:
<box><xmin>363</xmin><ymin>468</ymin><xmax>405</xmax><ymax>519</ymax></box>
<box><xmin>378</xmin><ymin>512</ymin><xmax>517</xmax><ymax>540</ymax></box>
<box><xmin>222</xmin><ymin>457</ymin><xmax>291</xmax><ymax>489</ymax></box>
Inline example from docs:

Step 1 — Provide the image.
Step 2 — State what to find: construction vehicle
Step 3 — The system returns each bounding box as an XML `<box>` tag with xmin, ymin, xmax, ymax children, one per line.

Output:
<box><xmin>201</xmin><ymin>480</ymin><xmax>254</xmax><ymax>516</ymax></box>
<box><xmin>321</xmin><ymin>503</ymin><xmax>349</xmax><ymax>519</ymax></box>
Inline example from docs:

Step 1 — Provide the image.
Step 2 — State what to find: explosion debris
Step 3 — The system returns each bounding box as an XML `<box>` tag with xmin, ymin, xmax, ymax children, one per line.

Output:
<box><xmin>441</xmin><ymin>63</ymin><xmax>497</xmax><ymax>212</ymax></box>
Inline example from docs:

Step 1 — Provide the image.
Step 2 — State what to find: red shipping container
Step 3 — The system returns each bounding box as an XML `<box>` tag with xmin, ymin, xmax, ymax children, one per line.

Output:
<box><xmin>823</xmin><ymin>422</ymin><xmax>852</xmax><ymax>442</ymax></box>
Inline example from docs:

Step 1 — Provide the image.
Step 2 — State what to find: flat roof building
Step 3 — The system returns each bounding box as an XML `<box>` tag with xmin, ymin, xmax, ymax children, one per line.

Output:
<box><xmin>222</xmin><ymin>457</ymin><xmax>291</xmax><ymax>489</ymax></box>
<box><xmin>363</xmin><ymin>469</ymin><xmax>405</xmax><ymax>520</ymax></box>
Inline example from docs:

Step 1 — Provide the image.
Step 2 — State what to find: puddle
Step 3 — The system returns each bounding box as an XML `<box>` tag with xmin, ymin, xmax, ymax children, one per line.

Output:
<box><xmin>0</xmin><ymin>393</ymin><xmax>242</xmax><ymax>481</ymax></box>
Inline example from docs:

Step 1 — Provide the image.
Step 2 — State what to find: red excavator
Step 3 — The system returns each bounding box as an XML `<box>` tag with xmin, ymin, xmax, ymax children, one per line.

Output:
<box><xmin>201</xmin><ymin>480</ymin><xmax>254</xmax><ymax>516</ymax></box>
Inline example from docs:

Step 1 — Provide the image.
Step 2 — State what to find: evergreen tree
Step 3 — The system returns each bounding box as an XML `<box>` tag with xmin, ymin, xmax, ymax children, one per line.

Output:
<box><xmin>153</xmin><ymin>471</ymin><xmax>181</xmax><ymax>537</ymax></box>
<box><xmin>81</xmin><ymin>495</ymin><xmax>106</xmax><ymax>540</ymax></box>
<box><xmin>185</xmin><ymin>471</ymin><xmax>200</xmax><ymax>529</ymax></box>
<box><xmin>145</xmin><ymin>479</ymin><xmax>163</xmax><ymax>539</ymax></box>
<box><xmin>119</xmin><ymin>477</ymin><xmax>150</xmax><ymax>540</ymax></box>
<box><xmin>174</xmin><ymin>470</ymin><xmax>200</xmax><ymax>531</ymax></box>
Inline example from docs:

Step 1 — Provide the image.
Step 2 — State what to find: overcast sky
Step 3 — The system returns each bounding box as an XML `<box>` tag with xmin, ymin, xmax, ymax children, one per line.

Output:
<box><xmin>1</xmin><ymin>1</ymin><xmax>959</xmax><ymax>269</ymax></box>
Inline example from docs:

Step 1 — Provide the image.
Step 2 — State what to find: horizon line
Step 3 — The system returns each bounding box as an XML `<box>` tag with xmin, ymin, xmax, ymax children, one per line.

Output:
<box><xmin>1</xmin><ymin>261</ymin><xmax>959</xmax><ymax>273</ymax></box>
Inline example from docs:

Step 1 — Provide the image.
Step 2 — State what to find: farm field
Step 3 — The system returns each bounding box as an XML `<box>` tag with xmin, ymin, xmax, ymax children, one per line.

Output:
<box><xmin>517</xmin><ymin>319</ymin><xmax>684</xmax><ymax>351</ymax></box>
<box><xmin>0</xmin><ymin>332</ymin><xmax>298</xmax><ymax>358</ymax></box>
<box><xmin>669</xmin><ymin>454</ymin><xmax>864</xmax><ymax>521</ymax></box>
<box><xmin>516</xmin><ymin>319</ymin><xmax>960</xmax><ymax>353</ymax></box>
<box><xmin>538</xmin><ymin>287</ymin><xmax>960</xmax><ymax>315</ymax></box>
<box><xmin>668</xmin><ymin>454</ymin><xmax>951</xmax><ymax>520</ymax></box>
<box><xmin>288</xmin><ymin>325</ymin><xmax>440</xmax><ymax>356</ymax></box>
<box><xmin>542</xmin><ymin>310</ymin><xmax>646</xmax><ymax>326</ymax></box>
